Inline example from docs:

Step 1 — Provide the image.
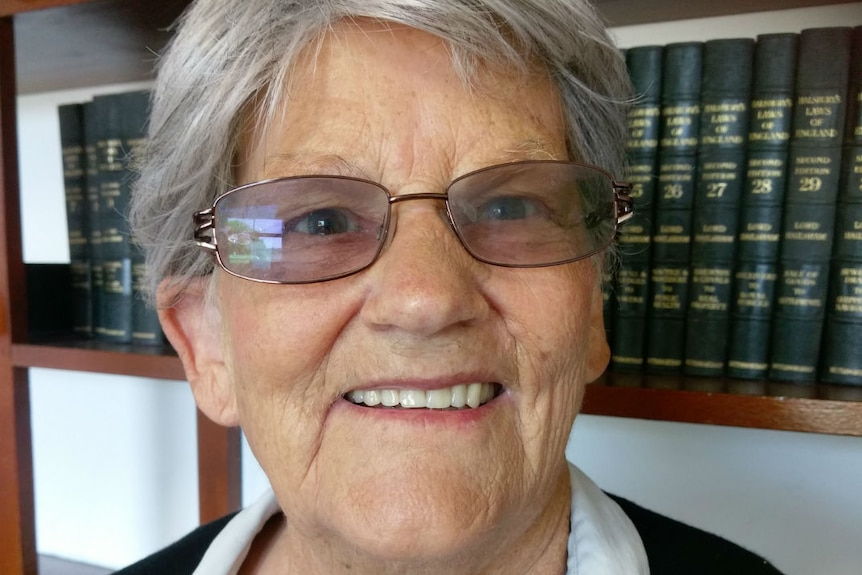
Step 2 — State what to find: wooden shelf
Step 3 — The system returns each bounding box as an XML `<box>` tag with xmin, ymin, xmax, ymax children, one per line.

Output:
<box><xmin>594</xmin><ymin>0</ymin><xmax>860</xmax><ymax>26</ymax></box>
<box><xmin>0</xmin><ymin>0</ymin><xmax>89</xmax><ymax>17</ymax></box>
<box><xmin>11</xmin><ymin>340</ymin><xmax>184</xmax><ymax>380</ymax></box>
<box><xmin>584</xmin><ymin>373</ymin><xmax>862</xmax><ymax>436</ymax></box>
<box><xmin>11</xmin><ymin>0</ymin><xmax>189</xmax><ymax>93</ymax></box>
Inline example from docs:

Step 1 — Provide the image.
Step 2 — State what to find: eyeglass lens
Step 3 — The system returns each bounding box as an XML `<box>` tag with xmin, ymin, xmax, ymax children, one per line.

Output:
<box><xmin>213</xmin><ymin>162</ymin><xmax>617</xmax><ymax>283</ymax></box>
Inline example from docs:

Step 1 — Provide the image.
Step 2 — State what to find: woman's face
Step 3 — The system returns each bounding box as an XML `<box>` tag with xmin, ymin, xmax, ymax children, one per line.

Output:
<box><xmin>169</xmin><ymin>20</ymin><xmax>609</xmax><ymax>568</ymax></box>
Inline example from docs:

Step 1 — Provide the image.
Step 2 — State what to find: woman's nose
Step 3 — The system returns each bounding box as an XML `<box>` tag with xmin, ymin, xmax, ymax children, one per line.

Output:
<box><xmin>359</xmin><ymin>202</ymin><xmax>490</xmax><ymax>338</ymax></box>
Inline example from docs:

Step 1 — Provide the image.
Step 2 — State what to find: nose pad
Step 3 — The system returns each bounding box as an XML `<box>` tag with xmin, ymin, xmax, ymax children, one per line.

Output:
<box><xmin>432</xmin><ymin>204</ymin><xmax>455</xmax><ymax>239</ymax></box>
<box><xmin>436</xmin><ymin>204</ymin><xmax>452</xmax><ymax>226</ymax></box>
<box><xmin>376</xmin><ymin>197</ymin><xmax>462</xmax><ymax>259</ymax></box>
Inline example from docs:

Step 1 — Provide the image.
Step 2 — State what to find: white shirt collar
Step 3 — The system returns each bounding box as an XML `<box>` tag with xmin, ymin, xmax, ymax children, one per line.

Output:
<box><xmin>567</xmin><ymin>464</ymin><xmax>649</xmax><ymax>574</ymax></box>
<box><xmin>193</xmin><ymin>463</ymin><xmax>649</xmax><ymax>575</ymax></box>
<box><xmin>193</xmin><ymin>486</ymin><xmax>280</xmax><ymax>575</ymax></box>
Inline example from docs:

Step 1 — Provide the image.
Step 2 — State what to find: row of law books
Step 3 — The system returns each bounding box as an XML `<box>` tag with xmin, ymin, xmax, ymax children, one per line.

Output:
<box><xmin>58</xmin><ymin>89</ymin><xmax>164</xmax><ymax>347</ymax></box>
<box><xmin>605</xmin><ymin>25</ymin><xmax>862</xmax><ymax>387</ymax></box>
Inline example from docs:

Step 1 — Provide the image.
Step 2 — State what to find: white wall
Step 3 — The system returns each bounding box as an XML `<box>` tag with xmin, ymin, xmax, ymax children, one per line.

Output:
<box><xmin>17</xmin><ymin>3</ymin><xmax>862</xmax><ymax>573</ymax></box>
<box><xmin>29</xmin><ymin>369</ymin><xmax>198</xmax><ymax>568</ymax></box>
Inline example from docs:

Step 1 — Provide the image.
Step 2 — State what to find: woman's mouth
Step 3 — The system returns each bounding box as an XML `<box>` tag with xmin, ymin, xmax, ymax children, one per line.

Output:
<box><xmin>344</xmin><ymin>383</ymin><xmax>501</xmax><ymax>409</ymax></box>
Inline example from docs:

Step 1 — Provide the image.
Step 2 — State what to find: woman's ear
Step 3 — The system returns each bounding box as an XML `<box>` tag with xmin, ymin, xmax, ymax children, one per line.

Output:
<box><xmin>585</xmin><ymin>279</ymin><xmax>611</xmax><ymax>382</ymax></box>
<box><xmin>158</xmin><ymin>277</ymin><xmax>240</xmax><ymax>427</ymax></box>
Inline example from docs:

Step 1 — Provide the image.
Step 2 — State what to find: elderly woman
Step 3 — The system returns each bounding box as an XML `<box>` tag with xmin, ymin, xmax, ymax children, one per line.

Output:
<box><xmin>118</xmin><ymin>0</ymin><xmax>783</xmax><ymax>573</ymax></box>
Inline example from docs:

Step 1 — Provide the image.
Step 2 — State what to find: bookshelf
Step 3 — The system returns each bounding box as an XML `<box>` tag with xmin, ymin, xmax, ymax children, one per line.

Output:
<box><xmin>0</xmin><ymin>0</ymin><xmax>860</xmax><ymax>573</ymax></box>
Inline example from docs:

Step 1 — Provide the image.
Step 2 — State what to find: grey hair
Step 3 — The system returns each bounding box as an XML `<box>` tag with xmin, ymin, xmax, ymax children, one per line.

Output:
<box><xmin>129</xmin><ymin>0</ymin><xmax>632</xmax><ymax>305</ymax></box>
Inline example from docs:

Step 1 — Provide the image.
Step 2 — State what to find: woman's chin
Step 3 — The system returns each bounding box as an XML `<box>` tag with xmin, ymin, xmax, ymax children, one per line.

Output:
<box><xmin>298</xmin><ymin>460</ymin><xmax>510</xmax><ymax>564</ymax></box>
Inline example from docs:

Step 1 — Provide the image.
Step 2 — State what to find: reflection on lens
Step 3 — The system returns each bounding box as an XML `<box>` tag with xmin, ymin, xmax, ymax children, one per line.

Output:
<box><xmin>213</xmin><ymin>176</ymin><xmax>390</xmax><ymax>282</ymax></box>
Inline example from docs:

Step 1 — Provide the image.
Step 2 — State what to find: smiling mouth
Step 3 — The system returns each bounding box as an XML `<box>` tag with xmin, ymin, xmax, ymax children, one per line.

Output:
<box><xmin>345</xmin><ymin>383</ymin><xmax>501</xmax><ymax>409</ymax></box>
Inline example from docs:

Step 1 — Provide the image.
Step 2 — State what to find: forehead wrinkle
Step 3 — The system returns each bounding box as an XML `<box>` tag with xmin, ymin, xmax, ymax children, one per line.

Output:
<box><xmin>494</xmin><ymin>139</ymin><xmax>564</xmax><ymax>164</ymax></box>
<box><xmin>260</xmin><ymin>137</ymin><xmax>565</xmax><ymax>188</ymax></box>
<box><xmin>261</xmin><ymin>153</ymin><xmax>371</xmax><ymax>180</ymax></box>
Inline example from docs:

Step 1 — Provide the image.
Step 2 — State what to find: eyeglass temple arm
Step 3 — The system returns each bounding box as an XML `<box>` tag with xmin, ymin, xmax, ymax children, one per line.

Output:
<box><xmin>613</xmin><ymin>181</ymin><xmax>635</xmax><ymax>225</ymax></box>
<box><xmin>193</xmin><ymin>207</ymin><xmax>218</xmax><ymax>252</ymax></box>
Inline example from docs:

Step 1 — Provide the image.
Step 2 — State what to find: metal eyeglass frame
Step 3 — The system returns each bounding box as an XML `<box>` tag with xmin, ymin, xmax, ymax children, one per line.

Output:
<box><xmin>193</xmin><ymin>160</ymin><xmax>635</xmax><ymax>284</ymax></box>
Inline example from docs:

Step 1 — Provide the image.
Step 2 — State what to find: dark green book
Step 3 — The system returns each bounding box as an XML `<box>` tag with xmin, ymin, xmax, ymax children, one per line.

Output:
<box><xmin>684</xmin><ymin>38</ymin><xmax>754</xmax><ymax>377</ymax></box>
<box><xmin>820</xmin><ymin>25</ymin><xmax>862</xmax><ymax>386</ymax></box>
<box><xmin>819</xmin><ymin>206</ymin><xmax>862</xmax><ymax>385</ymax></box>
<box><xmin>727</xmin><ymin>33</ymin><xmax>799</xmax><ymax>380</ymax></box>
<box><xmin>83</xmin><ymin>99</ymin><xmax>103</xmax><ymax>340</ymax></box>
<box><xmin>132</xmin><ymin>243</ymin><xmax>164</xmax><ymax>346</ymax></box>
<box><xmin>124</xmin><ymin>92</ymin><xmax>164</xmax><ymax>346</ymax></box>
<box><xmin>94</xmin><ymin>90</ymin><xmax>151</xmax><ymax>344</ymax></box>
<box><xmin>769</xmin><ymin>27</ymin><xmax>853</xmax><ymax>382</ymax></box>
<box><xmin>94</xmin><ymin>92</ymin><xmax>130</xmax><ymax>342</ymax></box>
<box><xmin>58</xmin><ymin>102</ymin><xmax>92</xmax><ymax>337</ymax></box>
<box><xmin>645</xmin><ymin>42</ymin><xmax>702</xmax><ymax>375</ymax></box>
<box><xmin>611</xmin><ymin>45</ymin><xmax>663</xmax><ymax>373</ymax></box>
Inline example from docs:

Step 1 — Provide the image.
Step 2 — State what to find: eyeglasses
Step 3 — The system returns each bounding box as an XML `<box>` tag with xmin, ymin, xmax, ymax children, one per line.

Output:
<box><xmin>193</xmin><ymin>160</ymin><xmax>634</xmax><ymax>284</ymax></box>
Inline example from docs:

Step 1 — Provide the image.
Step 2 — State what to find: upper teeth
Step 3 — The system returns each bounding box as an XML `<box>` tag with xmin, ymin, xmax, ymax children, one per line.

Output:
<box><xmin>345</xmin><ymin>383</ymin><xmax>496</xmax><ymax>409</ymax></box>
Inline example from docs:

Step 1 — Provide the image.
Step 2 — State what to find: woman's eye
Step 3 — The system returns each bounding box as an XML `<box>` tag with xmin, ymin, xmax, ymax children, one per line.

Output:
<box><xmin>477</xmin><ymin>195</ymin><xmax>539</xmax><ymax>221</ymax></box>
<box><xmin>287</xmin><ymin>208</ymin><xmax>358</xmax><ymax>235</ymax></box>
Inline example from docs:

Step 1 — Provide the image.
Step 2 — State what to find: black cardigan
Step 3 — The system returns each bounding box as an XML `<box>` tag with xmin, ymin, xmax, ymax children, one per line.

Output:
<box><xmin>115</xmin><ymin>494</ymin><xmax>785</xmax><ymax>574</ymax></box>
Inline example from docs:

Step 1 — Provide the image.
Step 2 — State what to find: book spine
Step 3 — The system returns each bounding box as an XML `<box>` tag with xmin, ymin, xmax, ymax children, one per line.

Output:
<box><xmin>820</xmin><ymin>204</ymin><xmax>862</xmax><ymax>384</ymax></box>
<box><xmin>727</xmin><ymin>32</ymin><xmax>799</xmax><ymax>379</ymax></box>
<box><xmin>645</xmin><ymin>42</ymin><xmax>702</xmax><ymax>374</ymax></box>
<box><xmin>125</xmin><ymin>91</ymin><xmax>164</xmax><ymax>346</ymax></box>
<box><xmin>685</xmin><ymin>38</ymin><xmax>754</xmax><ymax>377</ymax></box>
<box><xmin>820</xmin><ymin>25</ymin><xmax>862</xmax><ymax>386</ymax></box>
<box><xmin>83</xmin><ymin>100</ymin><xmax>104</xmax><ymax>339</ymax></box>
<box><xmin>58</xmin><ymin>102</ymin><xmax>92</xmax><ymax>337</ymax></box>
<box><xmin>769</xmin><ymin>27</ymin><xmax>853</xmax><ymax>382</ymax></box>
<box><xmin>94</xmin><ymin>93</ymin><xmax>129</xmax><ymax>342</ymax></box>
<box><xmin>95</xmin><ymin>91</ymin><xmax>151</xmax><ymax>343</ymax></box>
<box><xmin>611</xmin><ymin>45</ymin><xmax>663</xmax><ymax>373</ymax></box>
<box><xmin>132</xmin><ymin>246</ymin><xmax>164</xmax><ymax>346</ymax></box>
